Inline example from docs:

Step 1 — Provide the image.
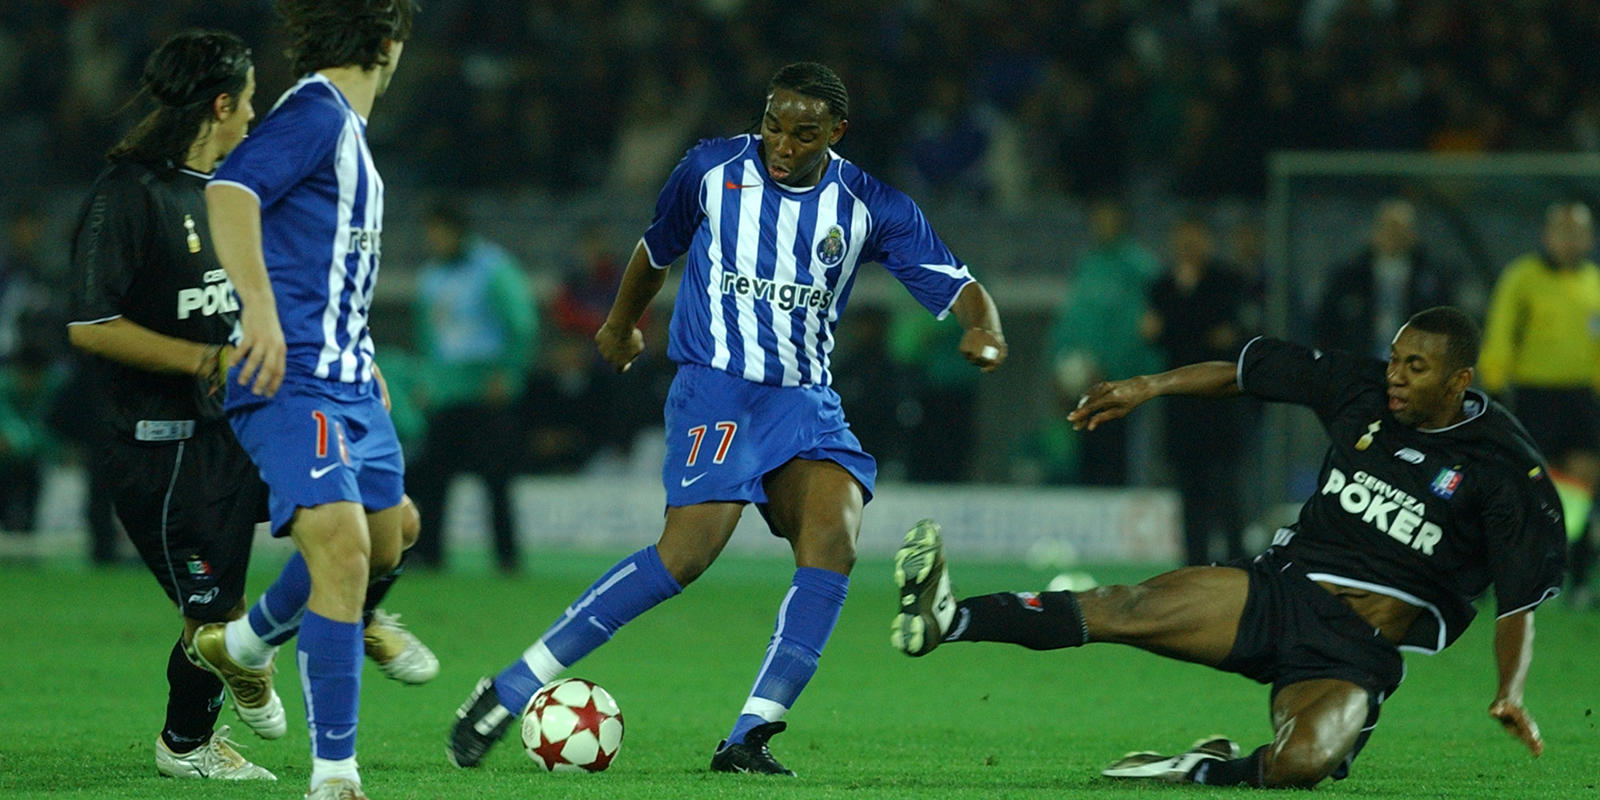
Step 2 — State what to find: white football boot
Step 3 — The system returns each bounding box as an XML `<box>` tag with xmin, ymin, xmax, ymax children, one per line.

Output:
<box><xmin>364</xmin><ymin>610</ymin><xmax>439</xmax><ymax>685</ymax></box>
<box><xmin>155</xmin><ymin>726</ymin><xmax>277</xmax><ymax>780</ymax></box>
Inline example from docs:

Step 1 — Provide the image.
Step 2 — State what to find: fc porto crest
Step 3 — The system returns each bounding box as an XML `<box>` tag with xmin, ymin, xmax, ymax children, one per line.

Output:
<box><xmin>815</xmin><ymin>224</ymin><xmax>846</xmax><ymax>266</ymax></box>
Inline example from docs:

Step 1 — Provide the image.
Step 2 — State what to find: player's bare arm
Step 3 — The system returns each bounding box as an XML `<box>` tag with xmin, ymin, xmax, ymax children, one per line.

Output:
<box><xmin>68</xmin><ymin>317</ymin><xmax>229</xmax><ymax>384</ymax></box>
<box><xmin>1069</xmin><ymin>360</ymin><xmax>1241</xmax><ymax>430</ymax></box>
<box><xmin>950</xmin><ymin>281</ymin><xmax>1006</xmax><ymax>372</ymax></box>
<box><xmin>595</xmin><ymin>241</ymin><xmax>666</xmax><ymax>372</ymax></box>
<box><xmin>1489</xmin><ymin>609</ymin><xmax>1543</xmax><ymax>757</ymax></box>
<box><xmin>205</xmin><ymin>183</ymin><xmax>285</xmax><ymax>397</ymax></box>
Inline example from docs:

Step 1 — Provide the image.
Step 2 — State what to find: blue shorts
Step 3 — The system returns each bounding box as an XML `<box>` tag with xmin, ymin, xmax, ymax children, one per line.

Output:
<box><xmin>226</xmin><ymin>372</ymin><xmax>405</xmax><ymax>537</ymax></box>
<box><xmin>662</xmin><ymin>363</ymin><xmax>876</xmax><ymax>509</ymax></box>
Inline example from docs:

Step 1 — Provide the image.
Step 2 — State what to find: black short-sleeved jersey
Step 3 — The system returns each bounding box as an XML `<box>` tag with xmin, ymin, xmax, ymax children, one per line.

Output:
<box><xmin>1238</xmin><ymin>337</ymin><xmax>1567</xmax><ymax>653</ymax></box>
<box><xmin>68</xmin><ymin>161</ymin><xmax>239</xmax><ymax>438</ymax></box>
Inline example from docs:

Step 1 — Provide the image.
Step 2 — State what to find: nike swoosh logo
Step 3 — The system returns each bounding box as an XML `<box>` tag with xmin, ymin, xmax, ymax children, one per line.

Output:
<box><xmin>725</xmin><ymin>181</ymin><xmax>760</xmax><ymax>190</ymax></box>
<box><xmin>325</xmin><ymin>727</ymin><xmax>357</xmax><ymax>740</ymax></box>
<box><xmin>680</xmin><ymin>473</ymin><xmax>708</xmax><ymax>487</ymax></box>
<box><xmin>310</xmin><ymin>463</ymin><xmax>340</xmax><ymax>479</ymax></box>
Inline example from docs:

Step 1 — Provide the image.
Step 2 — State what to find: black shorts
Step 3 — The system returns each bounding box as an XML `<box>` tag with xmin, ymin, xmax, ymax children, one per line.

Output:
<box><xmin>108</xmin><ymin>422</ymin><xmax>269</xmax><ymax>623</ymax></box>
<box><xmin>1218</xmin><ymin>550</ymin><xmax>1405</xmax><ymax>780</ymax></box>
<box><xmin>1511</xmin><ymin>386</ymin><xmax>1600</xmax><ymax>461</ymax></box>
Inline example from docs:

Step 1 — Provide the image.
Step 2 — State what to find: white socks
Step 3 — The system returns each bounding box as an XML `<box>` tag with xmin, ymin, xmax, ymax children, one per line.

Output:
<box><xmin>310</xmin><ymin>756</ymin><xmax>360</xmax><ymax>791</ymax></box>
<box><xmin>224</xmin><ymin>617</ymin><xmax>276</xmax><ymax>670</ymax></box>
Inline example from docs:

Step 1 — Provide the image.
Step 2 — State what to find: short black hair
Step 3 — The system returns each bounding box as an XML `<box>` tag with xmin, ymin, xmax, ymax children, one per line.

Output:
<box><xmin>107</xmin><ymin>30</ymin><xmax>252</xmax><ymax>167</ymax></box>
<box><xmin>1406</xmin><ymin>306</ymin><xmax>1481</xmax><ymax>373</ymax></box>
<box><xmin>276</xmin><ymin>0</ymin><xmax>416</xmax><ymax>76</ymax></box>
<box><xmin>767</xmin><ymin>62</ymin><xmax>849</xmax><ymax>120</ymax></box>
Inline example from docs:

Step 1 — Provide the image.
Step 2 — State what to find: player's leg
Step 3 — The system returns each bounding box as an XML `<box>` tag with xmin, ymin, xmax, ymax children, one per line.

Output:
<box><xmin>1190</xmin><ymin>679</ymin><xmax>1370</xmax><ymax>787</ymax></box>
<box><xmin>158</xmin><ymin>604</ymin><xmax>276</xmax><ymax>780</ymax></box>
<box><xmin>935</xmin><ymin>564</ymin><xmax>1248</xmax><ymax>666</ymax></box>
<box><xmin>361</xmin><ymin>496</ymin><xmax>439</xmax><ymax>684</ymax></box>
<box><xmin>449</xmin><ymin>501</ymin><xmax>742</xmax><ymax>767</ymax></box>
<box><xmin>713</xmin><ymin>458</ymin><xmax>862</xmax><ymax>776</ymax></box>
<box><xmin>289</xmin><ymin>500</ymin><xmax>373</xmax><ymax>793</ymax></box>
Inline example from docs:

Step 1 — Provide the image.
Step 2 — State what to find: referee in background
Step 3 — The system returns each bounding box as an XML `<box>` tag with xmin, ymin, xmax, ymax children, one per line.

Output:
<box><xmin>65</xmin><ymin>30</ymin><xmax>275</xmax><ymax>780</ymax></box>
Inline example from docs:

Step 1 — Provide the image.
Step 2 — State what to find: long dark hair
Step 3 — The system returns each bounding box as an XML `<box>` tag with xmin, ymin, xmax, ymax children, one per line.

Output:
<box><xmin>276</xmin><ymin>0</ymin><xmax>416</xmax><ymax>76</ymax></box>
<box><xmin>106</xmin><ymin>30</ymin><xmax>252</xmax><ymax>168</ymax></box>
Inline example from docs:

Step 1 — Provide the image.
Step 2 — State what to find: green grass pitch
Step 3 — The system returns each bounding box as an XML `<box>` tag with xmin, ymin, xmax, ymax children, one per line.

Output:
<box><xmin>1</xmin><ymin>552</ymin><xmax>1596</xmax><ymax>799</ymax></box>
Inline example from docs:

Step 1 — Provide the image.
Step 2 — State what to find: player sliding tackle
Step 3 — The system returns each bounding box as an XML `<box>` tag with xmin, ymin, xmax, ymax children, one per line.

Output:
<box><xmin>893</xmin><ymin>307</ymin><xmax>1563</xmax><ymax>788</ymax></box>
<box><xmin>450</xmin><ymin>62</ymin><xmax>1006</xmax><ymax>776</ymax></box>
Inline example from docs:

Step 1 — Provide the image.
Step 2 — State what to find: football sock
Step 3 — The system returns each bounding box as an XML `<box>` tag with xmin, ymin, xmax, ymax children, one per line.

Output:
<box><xmin>1190</xmin><ymin>745</ymin><xmax>1266</xmax><ymax>786</ymax></box>
<box><xmin>725</xmin><ymin>567</ymin><xmax>849</xmax><ymax>747</ymax></box>
<box><xmin>245</xmin><ymin>551</ymin><xmax>311</xmax><ymax>647</ymax></box>
<box><xmin>361</xmin><ymin>549</ymin><xmax>410</xmax><ymax>626</ymax></box>
<box><xmin>161</xmin><ymin>637</ymin><xmax>225</xmax><ymax>754</ymax></box>
<box><xmin>495</xmin><ymin>546</ymin><xmax>682</xmax><ymax>713</ymax></box>
<box><xmin>298</xmin><ymin>612</ymin><xmax>362</xmax><ymax>769</ymax></box>
<box><xmin>225</xmin><ymin>615</ymin><xmax>277</xmax><ymax>671</ymax></box>
<box><xmin>941</xmin><ymin>590</ymin><xmax>1088</xmax><ymax>650</ymax></box>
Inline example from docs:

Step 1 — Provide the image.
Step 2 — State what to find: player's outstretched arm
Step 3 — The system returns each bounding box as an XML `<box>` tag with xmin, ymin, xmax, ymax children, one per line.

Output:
<box><xmin>68</xmin><ymin>317</ymin><xmax>223</xmax><ymax>380</ymax></box>
<box><xmin>1068</xmin><ymin>361</ymin><xmax>1241</xmax><ymax>431</ymax></box>
<box><xmin>950</xmin><ymin>281</ymin><xmax>1006</xmax><ymax>373</ymax></box>
<box><xmin>206</xmin><ymin>183</ymin><xmax>285</xmax><ymax>397</ymax></box>
<box><xmin>595</xmin><ymin>241</ymin><xmax>667</xmax><ymax>373</ymax></box>
<box><xmin>1489</xmin><ymin>609</ymin><xmax>1543</xmax><ymax>757</ymax></box>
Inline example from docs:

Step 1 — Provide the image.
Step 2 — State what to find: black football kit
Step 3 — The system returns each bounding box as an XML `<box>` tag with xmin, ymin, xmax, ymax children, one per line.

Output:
<box><xmin>1217</xmin><ymin>337</ymin><xmax>1567</xmax><ymax>779</ymax></box>
<box><xmin>68</xmin><ymin>159</ymin><xmax>267</xmax><ymax>621</ymax></box>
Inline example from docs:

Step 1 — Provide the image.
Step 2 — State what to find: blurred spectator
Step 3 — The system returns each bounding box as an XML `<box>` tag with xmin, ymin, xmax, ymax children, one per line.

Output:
<box><xmin>889</xmin><ymin>296</ymin><xmax>980</xmax><ymax>483</ymax></box>
<box><xmin>831</xmin><ymin>304</ymin><xmax>914</xmax><ymax>481</ymax></box>
<box><xmin>0</xmin><ymin>204</ymin><xmax>57</xmax><ymax>361</ymax></box>
<box><xmin>1050</xmin><ymin>199</ymin><xmax>1161</xmax><ymax>485</ymax></box>
<box><xmin>1479</xmin><ymin>202</ymin><xmax>1600</xmax><ymax>608</ymax></box>
<box><xmin>1144</xmin><ymin>218</ymin><xmax>1256</xmax><ymax>565</ymax></box>
<box><xmin>1315</xmin><ymin>199</ymin><xmax>1451</xmax><ymax>360</ymax></box>
<box><xmin>551</xmin><ymin>221</ymin><xmax>628</xmax><ymax>339</ymax></box>
<box><xmin>518</xmin><ymin>333</ymin><xmax>608</xmax><ymax>475</ymax></box>
<box><xmin>407</xmin><ymin>202</ymin><xmax>537</xmax><ymax>573</ymax></box>
<box><xmin>0</xmin><ymin>343</ymin><xmax>61</xmax><ymax>535</ymax></box>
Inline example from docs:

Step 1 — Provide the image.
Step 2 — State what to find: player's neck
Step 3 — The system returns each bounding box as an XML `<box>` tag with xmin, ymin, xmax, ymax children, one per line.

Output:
<box><xmin>318</xmin><ymin>66</ymin><xmax>383</xmax><ymax>119</ymax></box>
<box><xmin>183</xmin><ymin>134</ymin><xmax>221</xmax><ymax>174</ymax></box>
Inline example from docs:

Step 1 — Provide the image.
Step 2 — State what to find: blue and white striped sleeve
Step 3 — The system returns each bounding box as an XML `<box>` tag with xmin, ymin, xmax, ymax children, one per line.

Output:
<box><xmin>210</xmin><ymin>91</ymin><xmax>338</xmax><ymax>207</ymax></box>
<box><xmin>863</xmin><ymin>182</ymin><xmax>973</xmax><ymax>319</ymax></box>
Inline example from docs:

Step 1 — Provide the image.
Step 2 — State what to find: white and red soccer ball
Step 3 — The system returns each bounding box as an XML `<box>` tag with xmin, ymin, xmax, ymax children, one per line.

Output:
<box><xmin>521</xmin><ymin>678</ymin><xmax>624</xmax><ymax>772</ymax></box>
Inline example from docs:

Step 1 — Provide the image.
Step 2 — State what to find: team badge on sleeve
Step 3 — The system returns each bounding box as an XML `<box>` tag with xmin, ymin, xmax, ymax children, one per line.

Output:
<box><xmin>1430</xmin><ymin>467</ymin><xmax>1462</xmax><ymax>499</ymax></box>
<box><xmin>815</xmin><ymin>225</ymin><xmax>846</xmax><ymax>266</ymax></box>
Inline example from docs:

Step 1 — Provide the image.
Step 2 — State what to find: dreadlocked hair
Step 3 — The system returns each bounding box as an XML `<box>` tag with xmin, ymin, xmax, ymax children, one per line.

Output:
<box><xmin>106</xmin><ymin>30</ymin><xmax>252</xmax><ymax>168</ymax></box>
<box><xmin>276</xmin><ymin>0</ymin><xmax>417</xmax><ymax>76</ymax></box>
<box><xmin>767</xmin><ymin>62</ymin><xmax>849</xmax><ymax>120</ymax></box>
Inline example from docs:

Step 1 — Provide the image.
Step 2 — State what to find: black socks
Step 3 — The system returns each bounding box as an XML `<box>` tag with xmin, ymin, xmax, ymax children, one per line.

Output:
<box><xmin>944</xmin><ymin>591</ymin><xmax>1089</xmax><ymax>650</ymax></box>
<box><xmin>362</xmin><ymin>548</ymin><xmax>410</xmax><ymax>626</ymax></box>
<box><xmin>161</xmin><ymin>637</ymin><xmax>224</xmax><ymax>754</ymax></box>
<box><xmin>1191</xmin><ymin>745</ymin><xmax>1267</xmax><ymax>786</ymax></box>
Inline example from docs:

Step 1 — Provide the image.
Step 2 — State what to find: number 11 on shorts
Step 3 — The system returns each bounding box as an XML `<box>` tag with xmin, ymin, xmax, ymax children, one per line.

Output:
<box><xmin>686</xmin><ymin>421</ymin><xmax>737</xmax><ymax>467</ymax></box>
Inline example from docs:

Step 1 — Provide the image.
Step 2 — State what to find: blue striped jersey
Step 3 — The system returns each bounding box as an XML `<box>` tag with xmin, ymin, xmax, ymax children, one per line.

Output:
<box><xmin>211</xmin><ymin>74</ymin><xmax>383</xmax><ymax>385</ymax></box>
<box><xmin>642</xmin><ymin>135</ymin><xmax>973</xmax><ymax>388</ymax></box>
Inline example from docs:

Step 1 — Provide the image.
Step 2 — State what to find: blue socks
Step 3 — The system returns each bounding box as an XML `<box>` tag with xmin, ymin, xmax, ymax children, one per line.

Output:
<box><xmin>494</xmin><ymin>546</ymin><xmax>682</xmax><ymax>714</ymax></box>
<box><xmin>250</xmin><ymin>552</ymin><xmax>312</xmax><ymax>646</ymax></box>
<box><xmin>297</xmin><ymin>611</ymin><xmax>362</xmax><ymax>761</ymax></box>
<box><xmin>726</xmin><ymin>567</ymin><xmax>849</xmax><ymax>746</ymax></box>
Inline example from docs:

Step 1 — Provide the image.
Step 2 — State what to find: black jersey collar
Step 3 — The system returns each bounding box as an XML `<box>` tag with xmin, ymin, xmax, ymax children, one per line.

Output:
<box><xmin>1417</xmin><ymin>388</ymin><xmax>1488</xmax><ymax>434</ymax></box>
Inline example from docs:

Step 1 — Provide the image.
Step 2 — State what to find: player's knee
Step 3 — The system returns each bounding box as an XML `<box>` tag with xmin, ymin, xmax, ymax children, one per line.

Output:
<box><xmin>1262</xmin><ymin>739</ymin><xmax>1344</xmax><ymax>788</ymax></box>
<box><xmin>399</xmin><ymin>495</ymin><xmax>421</xmax><ymax>550</ymax></box>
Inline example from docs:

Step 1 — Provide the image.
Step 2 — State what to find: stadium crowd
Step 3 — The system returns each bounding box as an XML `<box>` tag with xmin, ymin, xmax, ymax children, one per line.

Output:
<box><xmin>0</xmin><ymin>1</ymin><xmax>1597</xmax><ymax>605</ymax></box>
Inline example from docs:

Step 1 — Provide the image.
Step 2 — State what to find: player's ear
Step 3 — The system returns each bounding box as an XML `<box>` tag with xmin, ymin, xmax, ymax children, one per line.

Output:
<box><xmin>1450</xmin><ymin>365</ymin><xmax>1474</xmax><ymax>395</ymax></box>
<box><xmin>829</xmin><ymin>118</ymin><xmax>849</xmax><ymax>145</ymax></box>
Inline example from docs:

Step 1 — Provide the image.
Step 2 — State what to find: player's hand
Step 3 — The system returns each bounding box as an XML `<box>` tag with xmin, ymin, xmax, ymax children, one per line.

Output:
<box><xmin>1067</xmin><ymin>377</ymin><xmax>1153</xmax><ymax>431</ymax></box>
<box><xmin>231</xmin><ymin>301</ymin><xmax>286</xmax><ymax>397</ymax></box>
<box><xmin>372</xmin><ymin>362</ymin><xmax>391</xmax><ymax>412</ymax></box>
<box><xmin>960</xmin><ymin>328</ymin><xmax>1007</xmax><ymax>373</ymax></box>
<box><xmin>1489</xmin><ymin>699</ymin><xmax>1544</xmax><ymax>757</ymax></box>
<box><xmin>596</xmin><ymin>320</ymin><xmax>645</xmax><ymax>373</ymax></box>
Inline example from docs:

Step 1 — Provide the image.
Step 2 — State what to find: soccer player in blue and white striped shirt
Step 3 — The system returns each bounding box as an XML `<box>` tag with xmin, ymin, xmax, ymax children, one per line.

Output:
<box><xmin>195</xmin><ymin>3</ymin><xmax>423</xmax><ymax>799</ymax></box>
<box><xmin>450</xmin><ymin>62</ymin><xmax>1008</xmax><ymax>775</ymax></box>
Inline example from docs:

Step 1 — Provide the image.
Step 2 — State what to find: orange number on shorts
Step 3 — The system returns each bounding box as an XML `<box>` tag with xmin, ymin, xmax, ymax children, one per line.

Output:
<box><xmin>312</xmin><ymin>410</ymin><xmax>328</xmax><ymax>458</ymax></box>
<box><xmin>713</xmin><ymin>422</ymin><xmax>737</xmax><ymax>464</ymax></box>
<box><xmin>686</xmin><ymin>421</ymin><xmax>737</xmax><ymax>467</ymax></box>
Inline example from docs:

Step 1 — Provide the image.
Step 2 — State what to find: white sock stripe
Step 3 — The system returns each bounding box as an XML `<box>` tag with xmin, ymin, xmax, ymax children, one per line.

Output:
<box><xmin>544</xmin><ymin>562</ymin><xmax>640</xmax><ymax>641</ymax></box>
<box><xmin>739</xmin><ymin>696</ymin><xmax>789</xmax><ymax>722</ymax></box>
<box><xmin>522</xmin><ymin>640</ymin><xmax>567</xmax><ymax>687</ymax></box>
<box><xmin>297</xmin><ymin>650</ymin><xmax>318</xmax><ymax>755</ymax></box>
<box><xmin>744</xmin><ymin>586</ymin><xmax>799</xmax><ymax>701</ymax></box>
<box><xmin>475</xmin><ymin>705</ymin><xmax>511</xmax><ymax>735</ymax></box>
